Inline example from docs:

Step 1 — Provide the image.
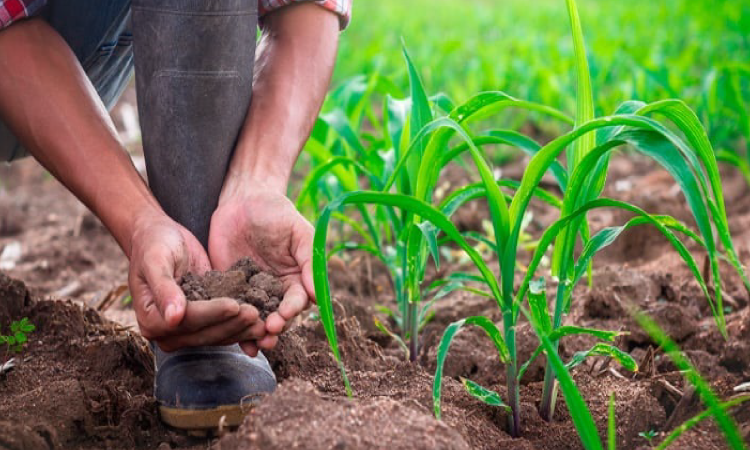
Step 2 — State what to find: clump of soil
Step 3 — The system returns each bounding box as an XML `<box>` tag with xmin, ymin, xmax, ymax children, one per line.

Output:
<box><xmin>179</xmin><ymin>258</ymin><xmax>284</xmax><ymax>320</ymax></box>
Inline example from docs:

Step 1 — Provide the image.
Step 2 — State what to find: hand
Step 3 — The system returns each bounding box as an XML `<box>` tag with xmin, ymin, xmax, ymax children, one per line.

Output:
<box><xmin>209</xmin><ymin>184</ymin><xmax>315</xmax><ymax>355</ymax></box>
<box><xmin>128</xmin><ymin>212</ymin><xmax>266</xmax><ymax>352</ymax></box>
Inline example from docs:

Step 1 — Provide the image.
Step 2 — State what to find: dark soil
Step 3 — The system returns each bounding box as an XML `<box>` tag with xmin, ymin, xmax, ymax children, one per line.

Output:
<box><xmin>179</xmin><ymin>257</ymin><xmax>284</xmax><ymax>320</ymax></box>
<box><xmin>0</xmin><ymin>273</ymin><xmax>203</xmax><ymax>450</ymax></box>
<box><xmin>215</xmin><ymin>379</ymin><xmax>471</xmax><ymax>450</ymax></box>
<box><xmin>2</xmin><ymin>105</ymin><xmax>750</xmax><ymax>449</ymax></box>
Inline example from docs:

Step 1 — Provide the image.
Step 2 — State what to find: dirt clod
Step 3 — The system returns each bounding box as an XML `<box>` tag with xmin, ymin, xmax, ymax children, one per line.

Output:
<box><xmin>179</xmin><ymin>258</ymin><xmax>283</xmax><ymax>320</ymax></box>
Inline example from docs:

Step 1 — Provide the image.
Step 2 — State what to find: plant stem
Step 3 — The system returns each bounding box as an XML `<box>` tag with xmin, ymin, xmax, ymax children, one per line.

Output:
<box><xmin>503</xmin><ymin>310</ymin><xmax>521</xmax><ymax>437</ymax></box>
<box><xmin>539</xmin><ymin>367</ymin><xmax>559</xmax><ymax>421</ymax></box>
<box><xmin>408</xmin><ymin>301</ymin><xmax>419</xmax><ymax>362</ymax></box>
<box><xmin>539</xmin><ymin>255</ymin><xmax>570</xmax><ymax>421</ymax></box>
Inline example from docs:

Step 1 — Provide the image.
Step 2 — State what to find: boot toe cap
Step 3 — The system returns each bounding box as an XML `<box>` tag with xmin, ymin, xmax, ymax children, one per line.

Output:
<box><xmin>155</xmin><ymin>348</ymin><xmax>276</xmax><ymax>409</ymax></box>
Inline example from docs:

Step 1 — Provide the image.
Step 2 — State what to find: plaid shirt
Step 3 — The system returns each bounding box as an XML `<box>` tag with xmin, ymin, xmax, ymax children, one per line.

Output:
<box><xmin>0</xmin><ymin>0</ymin><xmax>351</xmax><ymax>30</ymax></box>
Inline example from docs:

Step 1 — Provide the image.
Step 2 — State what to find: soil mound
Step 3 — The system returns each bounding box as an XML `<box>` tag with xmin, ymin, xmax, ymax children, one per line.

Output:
<box><xmin>0</xmin><ymin>272</ymin><xmax>196</xmax><ymax>450</ymax></box>
<box><xmin>215</xmin><ymin>379</ymin><xmax>470</xmax><ymax>450</ymax></box>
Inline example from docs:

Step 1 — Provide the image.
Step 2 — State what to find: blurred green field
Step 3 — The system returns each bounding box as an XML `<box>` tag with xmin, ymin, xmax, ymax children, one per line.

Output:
<box><xmin>331</xmin><ymin>0</ymin><xmax>749</xmax><ymax>151</ymax></box>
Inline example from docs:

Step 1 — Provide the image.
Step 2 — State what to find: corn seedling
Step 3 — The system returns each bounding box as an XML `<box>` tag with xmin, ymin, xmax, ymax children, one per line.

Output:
<box><xmin>310</xmin><ymin>0</ymin><xmax>747</xmax><ymax>443</ymax></box>
<box><xmin>301</xmin><ymin>51</ymin><xmax>569</xmax><ymax>361</ymax></box>
<box><xmin>435</xmin><ymin>0</ymin><xmax>747</xmax><ymax>434</ymax></box>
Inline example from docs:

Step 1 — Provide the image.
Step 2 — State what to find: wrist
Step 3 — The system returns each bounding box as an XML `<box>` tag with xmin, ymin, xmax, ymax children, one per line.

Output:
<box><xmin>221</xmin><ymin>143</ymin><xmax>293</xmax><ymax>203</ymax></box>
<box><xmin>106</xmin><ymin>198</ymin><xmax>166</xmax><ymax>259</ymax></box>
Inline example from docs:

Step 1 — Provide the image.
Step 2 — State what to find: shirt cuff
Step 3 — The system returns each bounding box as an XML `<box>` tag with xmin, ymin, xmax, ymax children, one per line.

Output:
<box><xmin>0</xmin><ymin>0</ymin><xmax>47</xmax><ymax>30</ymax></box>
<box><xmin>259</xmin><ymin>0</ymin><xmax>351</xmax><ymax>30</ymax></box>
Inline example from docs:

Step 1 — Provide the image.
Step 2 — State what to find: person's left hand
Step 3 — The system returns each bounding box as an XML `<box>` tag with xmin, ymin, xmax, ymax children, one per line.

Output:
<box><xmin>208</xmin><ymin>184</ymin><xmax>315</xmax><ymax>356</ymax></box>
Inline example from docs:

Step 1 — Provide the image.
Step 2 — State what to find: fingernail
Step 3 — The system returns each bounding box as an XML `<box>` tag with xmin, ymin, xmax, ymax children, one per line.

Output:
<box><xmin>165</xmin><ymin>304</ymin><xmax>177</xmax><ymax>324</ymax></box>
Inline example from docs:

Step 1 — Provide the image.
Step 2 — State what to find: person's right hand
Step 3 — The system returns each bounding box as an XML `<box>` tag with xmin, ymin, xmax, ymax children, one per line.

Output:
<box><xmin>127</xmin><ymin>212</ymin><xmax>266</xmax><ymax>352</ymax></box>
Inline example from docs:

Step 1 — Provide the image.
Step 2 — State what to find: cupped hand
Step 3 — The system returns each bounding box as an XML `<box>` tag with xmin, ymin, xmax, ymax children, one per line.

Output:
<box><xmin>209</xmin><ymin>186</ymin><xmax>315</xmax><ymax>355</ymax></box>
<box><xmin>128</xmin><ymin>212</ymin><xmax>266</xmax><ymax>352</ymax></box>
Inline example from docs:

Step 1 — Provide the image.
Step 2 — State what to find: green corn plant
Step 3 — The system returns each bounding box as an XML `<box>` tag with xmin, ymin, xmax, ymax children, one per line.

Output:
<box><xmin>714</xmin><ymin>65</ymin><xmax>750</xmax><ymax>186</ymax></box>
<box><xmin>311</xmin><ymin>0</ymin><xmax>747</xmax><ymax>440</ymax></box>
<box><xmin>436</xmin><ymin>0</ymin><xmax>747</xmax><ymax>432</ymax></box>
<box><xmin>533</xmin><ymin>0</ymin><xmax>750</xmax><ymax>422</ymax></box>
<box><xmin>301</xmin><ymin>50</ymin><xmax>571</xmax><ymax>361</ymax></box>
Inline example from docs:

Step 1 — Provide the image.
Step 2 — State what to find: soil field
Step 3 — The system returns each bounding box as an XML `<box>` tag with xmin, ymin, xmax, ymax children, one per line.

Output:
<box><xmin>1</xmin><ymin>146</ymin><xmax>750</xmax><ymax>449</ymax></box>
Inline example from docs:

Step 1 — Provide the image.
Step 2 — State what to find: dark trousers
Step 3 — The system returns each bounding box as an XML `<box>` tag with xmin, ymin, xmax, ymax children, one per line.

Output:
<box><xmin>1</xmin><ymin>0</ymin><xmax>259</xmax><ymax>247</ymax></box>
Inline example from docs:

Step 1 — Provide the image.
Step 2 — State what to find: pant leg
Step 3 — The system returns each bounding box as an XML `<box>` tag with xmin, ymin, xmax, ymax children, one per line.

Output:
<box><xmin>0</xmin><ymin>0</ymin><xmax>134</xmax><ymax>162</ymax></box>
<box><xmin>131</xmin><ymin>0</ymin><xmax>258</xmax><ymax>247</ymax></box>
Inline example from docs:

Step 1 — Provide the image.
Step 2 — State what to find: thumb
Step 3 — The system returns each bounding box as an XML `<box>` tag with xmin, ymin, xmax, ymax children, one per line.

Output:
<box><xmin>143</xmin><ymin>253</ymin><xmax>187</xmax><ymax>328</ymax></box>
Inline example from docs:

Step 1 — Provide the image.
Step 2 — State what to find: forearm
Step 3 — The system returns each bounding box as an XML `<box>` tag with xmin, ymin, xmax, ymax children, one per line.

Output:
<box><xmin>0</xmin><ymin>18</ymin><xmax>162</xmax><ymax>257</ymax></box>
<box><xmin>222</xmin><ymin>3</ymin><xmax>340</xmax><ymax>196</ymax></box>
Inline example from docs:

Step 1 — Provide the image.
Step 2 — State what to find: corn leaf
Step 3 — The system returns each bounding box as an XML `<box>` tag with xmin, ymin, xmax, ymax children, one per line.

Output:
<box><xmin>518</xmin><ymin>325</ymin><xmax>624</xmax><ymax>381</ymax></box>
<box><xmin>433</xmin><ymin>316</ymin><xmax>509</xmax><ymax>419</ymax></box>
<box><xmin>566</xmin><ymin>343</ymin><xmax>637</xmax><ymax>372</ymax></box>
<box><xmin>548</xmin><ymin>326</ymin><xmax>623</xmax><ymax>342</ymax></box>
<box><xmin>320</xmin><ymin>109</ymin><xmax>367</xmax><ymax>157</ymax></box>
<box><xmin>461</xmin><ymin>377</ymin><xmax>510</xmax><ymax>411</ymax></box>
<box><xmin>516</xmin><ymin>198</ymin><xmax>709</xmax><ymax>321</ymax></box>
<box><xmin>295</xmin><ymin>156</ymin><xmax>373</xmax><ymax>208</ymax></box>
<box><xmin>314</xmin><ymin>192</ymin><xmax>505</xmax><ymax>393</ymax></box>
<box><xmin>374</xmin><ymin>317</ymin><xmax>409</xmax><ymax>360</ymax></box>
<box><xmin>656</xmin><ymin>396</ymin><xmax>750</xmax><ymax>450</ymax></box>
<box><xmin>634</xmin><ymin>312</ymin><xmax>747</xmax><ymax>450</ymax></box>
<box><xmin>565</xmin><ymin>0</ymin><xmax>596</xmax><ymax>170</ymax></box>
<box><xmin>525</xmin><ymin>307</ymin><xmax>603</xmax><ymax>450</ymax></box>
<box><xmin>416</xmin><ymin>221</ymin><xmax>440</xmax><ymax>270</ymax></box>
<box><xmin>717</xmin><ymin>149</ymin><xmax>750</xmax><ymax>186</ymax></box>
<box><xmin>402</xmin><ymin>43</ymin><xmax>433</xmax><ymax>195</ymax></box>
<box><xmin>528</xmin><ymin>278</ymin><xmax>552</xmax><ymax>335</ymax></box>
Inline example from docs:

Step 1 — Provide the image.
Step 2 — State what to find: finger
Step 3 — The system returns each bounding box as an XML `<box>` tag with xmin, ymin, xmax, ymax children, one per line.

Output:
<box><xmin>216</xmin><ymin>320</ymin><xmax>267</xmax><ymax>345</ymax></box>
<box><xmin>157</xmin><ymin>309</ymin><xmax>258</xmax><ymax>350</ymax></box>
<box><xmin>134</xmin><ymin>301</ymin><xmax>171</xmax><ymax>340</ymax></box>
<box><xmin>265</xmin><ymin>312</ymin><xmax>285</xmax><ymax>336</ymax></box>
<box><xmin>240</xmin><ymin>341</ymin><xmax>259</xmax><ymax>357</ymax></box>
<box><xmin>141</xmin><ymin>249</ymin><xmax>187</xmax><ymax>328</ymax></box>
<box><xmin>130</xmin><ymin>270</ymin><xmax>185</xmax><ymax>340</ymax></box>
<box><xmin>256</xmin><ymin>334</ymin><xmax>278</xmax><ymax>351</ymax></box>
<box><xmin>179</xmin><ymin>298</ymin><xmax>243</xmax><ymax>332</ymax></box>
<box><xmin>266</xmin><ymin>283</ymin><xmax>307</xmax><ymax>334</ymax></box>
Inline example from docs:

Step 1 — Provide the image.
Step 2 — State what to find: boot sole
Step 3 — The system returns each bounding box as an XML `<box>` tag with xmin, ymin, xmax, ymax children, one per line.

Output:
<box><xmin>159</xmin><ymin>404</ymin><xmax>249</xmax><ymax>430</ymax></box>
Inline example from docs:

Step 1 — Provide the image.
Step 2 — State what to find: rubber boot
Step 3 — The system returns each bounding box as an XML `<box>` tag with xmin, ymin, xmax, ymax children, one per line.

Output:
<box><xmin>131</xmin><ymin>0</ymin><xmax>276</xmax><ymax>431</ymax></box>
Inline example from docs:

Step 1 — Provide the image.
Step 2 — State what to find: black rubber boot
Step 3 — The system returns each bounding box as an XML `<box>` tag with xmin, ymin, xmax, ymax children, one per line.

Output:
<box><xmin>152</xmin><ymin>346</ymin><xmax>276</xmax><ymax>429</ymax></box>
<box><xmin>131</xmin><ymin>0</ymin><xmax>275</xmax><ymax>431</ymax></box>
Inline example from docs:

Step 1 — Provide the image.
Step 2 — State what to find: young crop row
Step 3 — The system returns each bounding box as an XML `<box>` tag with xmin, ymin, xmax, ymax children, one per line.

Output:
<box><xmin>332</xmin><ymin>0</ymin><xmax>750</xmax><ymax>189</ymax></box>
<box><xmin>297</xmin><ymin>0</ymin><xmax>750</xmax><ymax>448</ymax></box>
